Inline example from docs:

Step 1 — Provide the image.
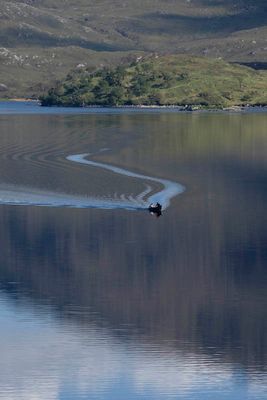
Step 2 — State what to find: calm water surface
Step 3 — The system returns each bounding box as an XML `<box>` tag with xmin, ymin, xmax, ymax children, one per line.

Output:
<box><xmin>0</xmin><ymin>102</ymin><xmax>267</xmax><ymax>399</ymax></box>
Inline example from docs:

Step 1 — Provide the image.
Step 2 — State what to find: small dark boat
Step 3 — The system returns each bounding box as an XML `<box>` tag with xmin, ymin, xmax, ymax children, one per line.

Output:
<box><xmin>148</xmin><ymin>202</ymin><xmax>162</xmax><ymax>216</ymax></box>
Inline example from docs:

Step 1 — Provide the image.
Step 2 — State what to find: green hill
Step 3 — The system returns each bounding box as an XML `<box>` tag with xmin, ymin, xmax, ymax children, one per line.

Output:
<box><xmin>40</xmin><ymin>54</ymin><xmax>267</xmax><ymax>108</ymax></box>
<box><xmin>1</xmin><ymin>1</ymin><xmax>267</xmax><ymax>98</ymax></box>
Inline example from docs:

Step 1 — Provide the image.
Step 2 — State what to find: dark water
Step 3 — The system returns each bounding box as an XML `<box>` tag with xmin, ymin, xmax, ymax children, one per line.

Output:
<box><xmin>0</xmin><ymin>102</ymin><xmax>267</xmax><ymax>400</ymax></box>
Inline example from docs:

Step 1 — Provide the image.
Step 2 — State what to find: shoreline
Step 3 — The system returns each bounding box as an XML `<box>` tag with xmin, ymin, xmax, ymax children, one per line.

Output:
<box><xmin>2</xmin><ymin>99</ymin><xmax>267</xmax><ymax>113</ymax></box>
<box><xmin>38</xmin><ymin>104</ymin><xmax>267</xmax><ymax>113</ymax></box>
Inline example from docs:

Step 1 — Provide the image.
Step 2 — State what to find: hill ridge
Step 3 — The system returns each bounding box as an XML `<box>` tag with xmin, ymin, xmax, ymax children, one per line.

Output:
<box><xmin>1</xmin><ymin>0</ymin><xmax>267</xmax><ymax>98</ymax></box>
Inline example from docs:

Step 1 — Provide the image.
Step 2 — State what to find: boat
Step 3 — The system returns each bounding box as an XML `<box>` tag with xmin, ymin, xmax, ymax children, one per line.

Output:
<box><xmin>148</xmin><ymin>202</ymin><xmax>162</xmax><ymax>216</ymax></box>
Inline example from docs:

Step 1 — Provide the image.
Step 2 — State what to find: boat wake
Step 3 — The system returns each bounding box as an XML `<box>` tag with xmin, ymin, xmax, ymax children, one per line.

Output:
<box><xmin>0</xmin><ymin>153</ymin><xmax>185</xmax><ymax>211</ymax></box>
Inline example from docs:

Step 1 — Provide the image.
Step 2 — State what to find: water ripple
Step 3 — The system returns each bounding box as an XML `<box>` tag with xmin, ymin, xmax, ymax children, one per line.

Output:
<box><xmin>67</xmin><ymin>153</ymin><xmax>185</xmax><ymax>210</ymax></box>
<box><xmin>0</xmin><ymin>153</ymin><xmax>185</xmax><ymax>211</ymax></box>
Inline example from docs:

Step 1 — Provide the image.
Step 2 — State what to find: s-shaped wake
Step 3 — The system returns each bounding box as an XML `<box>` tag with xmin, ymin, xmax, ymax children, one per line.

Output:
<box><xmin>0</xmin><ymin>153</ymin><xmax>184</xmax><ymax>211</ymax></box>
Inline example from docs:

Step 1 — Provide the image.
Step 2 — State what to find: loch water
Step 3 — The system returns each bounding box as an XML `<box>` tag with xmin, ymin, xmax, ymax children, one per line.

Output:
<box><xmin>0</xmin><ymin>102</ymin><xmax>267</xmax><ymax>400</ymax></box>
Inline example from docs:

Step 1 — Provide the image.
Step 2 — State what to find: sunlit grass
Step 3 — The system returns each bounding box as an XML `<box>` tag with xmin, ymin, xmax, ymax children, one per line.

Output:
<box><xmin>40</xmin><ymin>54</ymin><xmax>267</xmax><ymax>108</ymax></box>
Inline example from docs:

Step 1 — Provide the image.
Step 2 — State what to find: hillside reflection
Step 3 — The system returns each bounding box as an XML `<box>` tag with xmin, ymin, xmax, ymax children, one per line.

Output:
<box><xmin>0</xmin><ymin>110</ymin><xmax>267</xmax><ymax>378</ymax></box>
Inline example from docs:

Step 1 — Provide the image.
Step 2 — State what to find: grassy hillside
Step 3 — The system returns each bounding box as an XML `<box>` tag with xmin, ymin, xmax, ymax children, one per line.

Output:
<box><xmin>1</xmin><ymin>1</ymin><xmax>267</xmax><ymax>98</ymax></box>
<box><xmin>40</xmin><ymin>54</ymin><xmax>267</xmax><ymax>108</ymax></box>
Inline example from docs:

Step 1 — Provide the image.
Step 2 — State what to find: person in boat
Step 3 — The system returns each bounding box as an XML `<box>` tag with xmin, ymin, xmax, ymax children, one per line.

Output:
<box><xmin>148</xmin><ymin>202</ymin><xmax>162</xmax><ymax>217</ymax></box>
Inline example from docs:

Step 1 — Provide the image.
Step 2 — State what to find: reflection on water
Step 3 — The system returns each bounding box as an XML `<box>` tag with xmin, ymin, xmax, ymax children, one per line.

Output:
<box><xmin>1</xmin><ymin>292</ymin><xmax>266</xmax><ymax>400</ymax></box>
<box><xmin>0</xmin><ymin>103</ymin><xmax>267</xmax><ymax>399</ymax></box>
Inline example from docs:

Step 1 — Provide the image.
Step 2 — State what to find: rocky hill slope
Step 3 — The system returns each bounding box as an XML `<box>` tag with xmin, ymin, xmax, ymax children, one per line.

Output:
<box><xmin>1</xmin><ymin>0</ymin><xmax>267</xmax><ymax>98</ymax></box>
